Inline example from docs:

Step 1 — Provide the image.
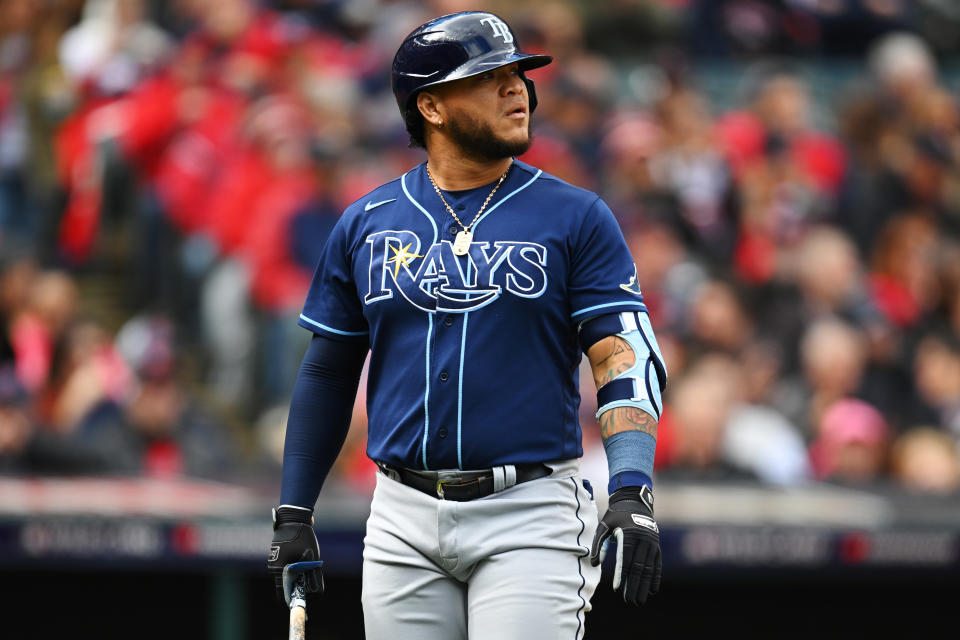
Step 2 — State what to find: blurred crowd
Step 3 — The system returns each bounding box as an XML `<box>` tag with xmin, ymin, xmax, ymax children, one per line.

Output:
<box><xmin>2</xmin><ymin>0</ymin><xmax>960</xmax><ymax>497</ymax></box>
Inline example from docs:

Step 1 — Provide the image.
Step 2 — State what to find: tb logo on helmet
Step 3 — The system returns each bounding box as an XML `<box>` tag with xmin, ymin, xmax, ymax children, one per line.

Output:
<box><xmin>480</xmin><ymin>16</ymin><xmax>514</xmax><ymax>43</ymax></box>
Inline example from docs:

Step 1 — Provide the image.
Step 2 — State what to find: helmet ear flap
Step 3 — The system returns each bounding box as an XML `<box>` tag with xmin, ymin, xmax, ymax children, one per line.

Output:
<box><xmin>522</xmin><ymin>72</ymin><xmax>539</xmax><ymax>113</ymax></box>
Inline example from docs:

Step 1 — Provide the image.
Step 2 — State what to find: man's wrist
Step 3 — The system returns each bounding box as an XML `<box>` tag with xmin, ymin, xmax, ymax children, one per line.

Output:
<box><xmin>608</xmin><ymin>471</ymin><xmax>652</xmax><ymax>495</ymax></box>
<box><xmin>273</xmin><ymin>505</ymin><xmax>314</xmax><ymax>528</ymax></box>
<box><xmin>608</xmin><ymin>485</ymin><xmax>654</xmax><ymax>514</ymax></box>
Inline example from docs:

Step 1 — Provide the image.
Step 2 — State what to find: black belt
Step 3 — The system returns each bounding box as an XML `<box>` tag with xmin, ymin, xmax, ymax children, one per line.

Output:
<box><xmin>377</xmin><ymin>462</ymin><xmax>552</xmax><ymax>501</ymax></box>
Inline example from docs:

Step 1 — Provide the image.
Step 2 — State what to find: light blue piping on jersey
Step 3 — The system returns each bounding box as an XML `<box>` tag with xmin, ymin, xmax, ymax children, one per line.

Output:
<box><xmin>422</xmin><ymin>314</ymin><xmax>434</xmax><ymax>469</ymax></box>
<box><xmin>401</xmin><ymin>170</ymin><xmax>438</xmax><ymax>239</ymax></box>
<box><xmin>472</xmin><ymin>168</ymin><xmax>542</xmax><ymax>228</ymax></box>
<box><xmin>298</xmin><ymin>314</ymin><xmax>369</xmax><ymax>336</ymax></box>
<box><xmin>457</xmin><ymin>315</ymin><xmax>468</xmax><ymax>469</ymax></box>
<box><xmin>455</xmin><ymin>166</ymin><xmax>542</xmax><ymax>470</ymax></box>
<box><xmin>456</xmin><ymin>261</ymin><xmax>471</xmax><ymax>470</ymax></box>
<box><xmin>402</xmin><ymin>170</ymin><xmax>439</xmax><ymax>470</ymax></box>
<box><xmin>570</xmin><ymin>300</ymin><xmax>647</xmax><ymax>319</ymax></box>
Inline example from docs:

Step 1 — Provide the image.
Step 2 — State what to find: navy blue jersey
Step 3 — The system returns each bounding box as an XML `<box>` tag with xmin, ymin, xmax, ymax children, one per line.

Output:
<box><xmin>299</xmin><ymin>160</ymin><xmax>646</xmax><ymax>471</ymax></box>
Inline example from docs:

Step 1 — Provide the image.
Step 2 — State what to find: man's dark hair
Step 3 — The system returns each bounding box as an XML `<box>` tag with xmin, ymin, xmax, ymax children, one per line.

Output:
<box><xmin>405</xmin><ymin>107</ymin><xmax>425</xmax><ymax>149</ymax></box>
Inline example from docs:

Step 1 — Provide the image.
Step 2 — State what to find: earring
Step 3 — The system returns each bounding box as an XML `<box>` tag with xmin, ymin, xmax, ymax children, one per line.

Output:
<box><xmin>437</xmin><ymin>119</ymin><xmax>443</xmax><ymax>128</ymax></box>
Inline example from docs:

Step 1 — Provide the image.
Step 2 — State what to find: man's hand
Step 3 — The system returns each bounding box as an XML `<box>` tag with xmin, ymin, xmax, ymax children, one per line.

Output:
<box><xmin>590</xmin><ymin>486</ymin><xmax>661</xmax><ymax>606</ymax></box>
<box><xmin>267</xmin><ymin>506</ymin><xmax>324</xmax><ymax>603</ymax></box>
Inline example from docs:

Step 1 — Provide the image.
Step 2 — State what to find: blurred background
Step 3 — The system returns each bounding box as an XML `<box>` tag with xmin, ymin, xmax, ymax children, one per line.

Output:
<box><xmin>2</xmin><ymin>0</ymin><xmax>960</xmax><ymax>637</ymax></box>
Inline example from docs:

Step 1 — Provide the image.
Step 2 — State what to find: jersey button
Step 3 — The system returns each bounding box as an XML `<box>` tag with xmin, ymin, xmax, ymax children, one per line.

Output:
<box><xmin>443</xmin><ymin>316</ymin><xmax>454</xmax><ymax>327</ymax></box>
<box><xmin>438</xmin><ymin>427</ymin><xmax>448</xmax><ymax>438</ymax></box>
<box><xmin>449</xmin><ymin>225</ymin><xmax>458</xmax><ymax>236</ymax></box>
<box><xmin>439</xmin><ymin>371</ymin><xmax>449</xmax><ymax>382</ymax></box>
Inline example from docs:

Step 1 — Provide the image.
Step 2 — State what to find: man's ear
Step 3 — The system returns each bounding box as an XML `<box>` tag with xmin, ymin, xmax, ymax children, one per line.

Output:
<box><xmin>417</xmin><ymin>91</ymin><xmax>444</xmax><ymax>128</ymax></box>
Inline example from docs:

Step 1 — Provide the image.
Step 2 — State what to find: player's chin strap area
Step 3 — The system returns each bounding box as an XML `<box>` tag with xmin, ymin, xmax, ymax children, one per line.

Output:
<box><xmin>578</xmin><ymin>311</ymin><xmax>667</xmax><ymax>421</ymax></box>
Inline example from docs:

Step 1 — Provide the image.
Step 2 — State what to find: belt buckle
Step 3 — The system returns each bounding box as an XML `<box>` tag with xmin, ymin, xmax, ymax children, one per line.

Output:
<box><xmin>436</xmin><ymin>478</ymin><xmax>450</xmax><ymax>499</ymax></box>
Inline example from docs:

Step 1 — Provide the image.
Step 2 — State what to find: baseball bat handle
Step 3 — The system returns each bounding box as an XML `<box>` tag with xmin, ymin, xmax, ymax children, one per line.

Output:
<box><xmin>289</xmin><ymin>604</ymin><xmax>306</xmax><ymax>640</ymax></box>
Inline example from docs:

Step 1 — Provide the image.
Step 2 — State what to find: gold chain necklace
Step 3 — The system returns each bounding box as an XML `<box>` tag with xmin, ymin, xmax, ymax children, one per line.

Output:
<box><xmin>426</xmin><ymin>163</ymin><xmax>510</xmax><ymax>256</ymax></box>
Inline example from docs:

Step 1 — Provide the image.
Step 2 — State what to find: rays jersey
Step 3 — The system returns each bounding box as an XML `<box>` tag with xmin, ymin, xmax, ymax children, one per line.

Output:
<box><xmin>299</xmin><ymin>159</ymin><xmax>646</xmax><ymax>471</ymax></box>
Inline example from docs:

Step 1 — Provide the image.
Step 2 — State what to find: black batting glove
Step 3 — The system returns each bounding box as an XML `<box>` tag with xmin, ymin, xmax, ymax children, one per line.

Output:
<box><xmin>267</xmin><ymin>506</ymin><xmax>324</xmax><ymax>604</ymax></box>
<box><xmin>590</xmin><ymin>486</ymin><xmax>662</xmax><ymax>606</ymax></box>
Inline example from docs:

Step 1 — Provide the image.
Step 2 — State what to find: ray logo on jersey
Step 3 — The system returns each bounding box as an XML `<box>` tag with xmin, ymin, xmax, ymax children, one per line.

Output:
<box><xmin>364</xmin><ymin>230</ymin><xmax>548</xmax><ymax>313</ymax></box>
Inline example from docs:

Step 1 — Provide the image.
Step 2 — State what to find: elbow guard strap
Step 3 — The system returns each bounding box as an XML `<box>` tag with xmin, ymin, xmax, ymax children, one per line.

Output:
<box><xmin>579</xmin><ymin>311</ymin><xmax>667</xmax><ymax>420</ymax></box>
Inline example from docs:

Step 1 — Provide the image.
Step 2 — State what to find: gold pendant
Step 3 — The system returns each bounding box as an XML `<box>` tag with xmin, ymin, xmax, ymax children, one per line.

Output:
<box><xmin>453</xmin><ymin>230</ymin><xmax>472</xmax><ymax>256</ymax></box>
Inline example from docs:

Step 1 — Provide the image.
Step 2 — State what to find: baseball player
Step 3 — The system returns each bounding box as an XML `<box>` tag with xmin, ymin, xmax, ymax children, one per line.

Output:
<box><xmin>268</xmin><ymin>11</ymin><xmax>666</xmax><ymax>639</ymax></box>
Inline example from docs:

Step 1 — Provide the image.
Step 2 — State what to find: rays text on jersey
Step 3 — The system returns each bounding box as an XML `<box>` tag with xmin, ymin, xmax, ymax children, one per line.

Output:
<box><xmin>364</xmin><ymin>230</ymin><xmax>547</xmax><ymax>312</ymax></box>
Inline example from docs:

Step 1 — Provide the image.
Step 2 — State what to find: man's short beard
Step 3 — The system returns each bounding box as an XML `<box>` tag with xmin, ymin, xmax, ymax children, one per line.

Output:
<box><xmin>446</xmin><ymin>108</ymin><xmax>532</xmax><ymax>161</ymax></box>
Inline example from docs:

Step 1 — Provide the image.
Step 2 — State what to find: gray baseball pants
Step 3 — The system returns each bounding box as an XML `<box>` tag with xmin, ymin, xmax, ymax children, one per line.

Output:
<box><xmin>361</xmin><ymin>459</ymin><xmax>602</xmax><ymax>639</ymax></box>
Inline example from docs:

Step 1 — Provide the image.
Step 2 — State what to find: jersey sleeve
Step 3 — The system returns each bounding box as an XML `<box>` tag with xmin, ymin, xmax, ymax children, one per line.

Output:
<box><xmin>568</xmin><ymin>197</ymin><xmax>648</xmax><ymax>324</ymax></box>
<box><xmin>297</xmin><ymin>215</ymin><xmax>369</xmax><ymax>343</ymax></box>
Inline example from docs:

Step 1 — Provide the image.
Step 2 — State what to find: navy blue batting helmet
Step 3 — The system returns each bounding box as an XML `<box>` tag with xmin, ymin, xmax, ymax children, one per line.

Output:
<box><xmin>392</xmin><ymin>12</ymin><xmax>552</xmax><ymax>137</ymax></box>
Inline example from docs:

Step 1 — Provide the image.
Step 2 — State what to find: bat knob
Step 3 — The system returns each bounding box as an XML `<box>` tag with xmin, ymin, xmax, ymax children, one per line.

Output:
<box><xmin>282</xmin><ymin>561</ymin><xmax>324</xmax><ymax>607</ymax></box>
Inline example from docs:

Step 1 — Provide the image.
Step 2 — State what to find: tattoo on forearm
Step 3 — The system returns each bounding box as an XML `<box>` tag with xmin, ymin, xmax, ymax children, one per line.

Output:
<box><xmin>597</xmin><ymin>361</ymin><xmax>632</xmax><ymax>386</ymax></box>
<box><xmin>589</xmin><ymin>337</ymin><xmax>635</xmax><ymax>388</ymax></box>
<box><xmin>595</xmin><ymin>339</ymin><xmax>627</xmax><ymax>366</ymax></box>
<box><xmin>599</xmin><ymin>407</ymin><xmax>658</xmax><ymax>440</ymax></box>
<box><xmin>588</xmin><ymin>336</ymin><xmax>656</xmax><ymax>439</ymax></box>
